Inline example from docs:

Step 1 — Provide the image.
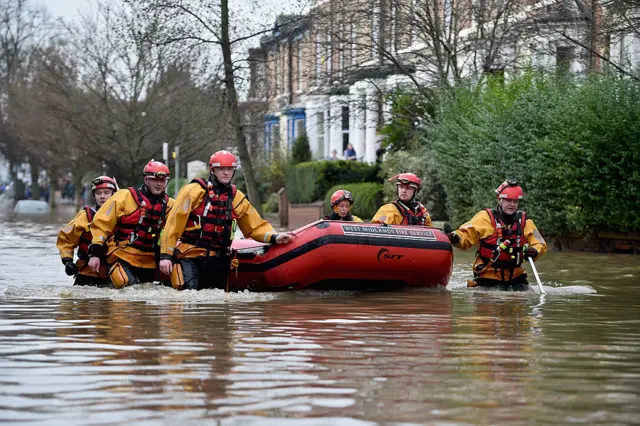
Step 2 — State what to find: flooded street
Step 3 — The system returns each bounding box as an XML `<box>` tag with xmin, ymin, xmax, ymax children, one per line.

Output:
<box><xmin>1</xmin><ymin>214</ymin><xmax>639</xmax><ymax>425</ymax></box>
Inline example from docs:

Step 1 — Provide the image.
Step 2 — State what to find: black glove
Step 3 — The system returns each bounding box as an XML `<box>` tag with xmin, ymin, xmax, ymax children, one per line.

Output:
<box><xmin>159</xmin><ymin>253</ymin><xmax>173</xmax><ymax>262</ymax></box>
<box><xmin>89</xmin><ymin>243</ymin><xmax>105</xmax><ymax>259</ymax></box>
<box><xmin>62</xmin><ymin>258</ymin><xmax>78</xmax><ymax>276</ymax></box>
<box><xmin>525</xmin><ymin>247</ymin><xmax>538</xmax><ymax>259</ymax></box>
<box><xmin>447</xmin><ymin>232</ymin><xmax>460</xmax><ymax>245</ymax></box>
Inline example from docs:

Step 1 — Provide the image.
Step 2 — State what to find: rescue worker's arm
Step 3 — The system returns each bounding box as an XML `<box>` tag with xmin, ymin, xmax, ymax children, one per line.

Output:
<box><xmin>451</xmin><ymin>211</ymin><xmax>495</xmax><ymax>250</ymax></box>
<box><xmin>56</xmin><ymin>210</ymin><xmax>88</xmax><ymax>262</ymax></box>
<box><xmin>160</xmin><ymin>184</ymin><xmax>204</xmax><ymax>260</ymax></box>
<box><xmin>234</xmin><ymin>190</ymin><xmax>279</xmax><ymax>243</ymax></box>
<box><xmin>371</xmin><ymin>204</ymin><xmax>402</xmax><ymax>225</ymax></box>
<box><xmin>88</xmin><ymin>190</ymin><xmax>135</xmax><ymax>274</ymax></box>
<box><xmin>424</xmin><ymin>211</ymin><xmax>433</xmax><ymax>226</ymax></box>
<box><xmin>523</xmin><ymin>219</ymin><xmax>547</xmax><ymax>261</ymax></box>
<box><xmin>352</xmin><ymin>216</ymin><xmax>364</xmax><ymax>223</ymax></box>
<box><xmin>90</xmin><ymin>189</ymin><xmax>132</xmax><ymax>247</ymax></box>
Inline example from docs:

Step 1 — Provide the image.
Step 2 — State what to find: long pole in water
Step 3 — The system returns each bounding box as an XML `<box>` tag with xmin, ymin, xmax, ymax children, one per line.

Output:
<box><xmin>528</xmin><ymin>257</ymin><xmax>547</xmax><ymax>294</ymax></box>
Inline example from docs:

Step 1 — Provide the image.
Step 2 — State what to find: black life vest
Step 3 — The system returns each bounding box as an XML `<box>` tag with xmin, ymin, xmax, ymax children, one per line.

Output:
<box><xmin>323</xmin><ymin>212</ymin><xmax>355</xmax><ymax>221</ymax></box>
<box><xmin>392</xmin><ymin>201</ymin><xmax>429</xmax><ymax>226</ymax></box>
<box><xmin>181</xmin><ymin>178</ymin><xmax>238</xmax><ymax>250</ymax></box>
<box><xmin>114</xmin><ymin>187</ymin><xmax>168</xmax><ymax>252</ymax></box>
<box><xmin>477</xmin><ymin>208</ymin><xmax>527</xmax><ymax>272</ymax></box>
<box><xmin>77</xmin><ymin>206</ymin><xmax>96</xmax><ymax>260</ymax></box>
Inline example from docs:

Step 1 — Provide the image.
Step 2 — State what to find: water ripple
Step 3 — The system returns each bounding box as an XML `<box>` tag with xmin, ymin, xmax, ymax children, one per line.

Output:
<box><xmin>0</xmin><ymin>219</ymin><xmax>639</xmax><ymax>424</ymax></box>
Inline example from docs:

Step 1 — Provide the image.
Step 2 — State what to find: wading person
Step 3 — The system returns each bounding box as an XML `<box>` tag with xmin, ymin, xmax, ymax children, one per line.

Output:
<box><xmin>323</xmin><ymin>190</ymin><xmax>363</xmax><ymax>222</ymax></box>
<box><xmin>56</xmin><ymin>176</ymin><xmax>118</xmax><ymax>286</ymax></box>
<box><xmin>88</xmin><ymin>160</ymin><xmax>175</xmax><ymax>288</ymax></box>
<box><xmin>159</xmin><ymin>150</ymin><xmax>294</xmax><ymax>291</ymax></box>
<box><xmin>447</xmin><ymin>178</ymin><xmax>547</xmax><ymax>291</ymax></box>
<box><xmin>371</xmin><ymin>173</ymin><xmax>432</xmax><ymax>226</ymax></box>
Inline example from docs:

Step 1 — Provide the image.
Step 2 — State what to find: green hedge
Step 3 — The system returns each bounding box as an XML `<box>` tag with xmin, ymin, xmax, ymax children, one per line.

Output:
<box><xmin>323</xmin><ymin>183</ymin><xmax>384</xmax><ymax>220</ymax></box>
<box><xmin>387</xmin><ymin>71</ymin><xmax>640</xmax><ymax>236</ymax></box>
<box><xmin>285</xmin><ymin>160</ymin><xmax>381</xmax><ymax>203</ymax></box>
<box><xmin>262</xmin><ymin>192</ymin><xmax>279</xmax><ymax>213</ymax></box>
<box><xmin>379</xmin><ymin>147</ymin><xmax>449</xmax><ymax>220</ymax></box>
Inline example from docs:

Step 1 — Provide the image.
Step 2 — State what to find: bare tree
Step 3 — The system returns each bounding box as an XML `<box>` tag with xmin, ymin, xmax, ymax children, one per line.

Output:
<box><xmin>0</xmin><ymin>0</ymin><xmax>54</xmax><ymax>186</ymax></box>
<box><xmin>6</xmin><ymin>44</ymin><xmax>92</xmax><ymax>206</ymax></box>
<box><xmin>307</xmin><ymin>0</ymin><xmax>539</xmax><ymax>95</ymax></box>
<box><xmin>308</xmin><ymin>0</ymin><xmax>640</xmax><ymax>97</ymax></box>
<box><xmin>39</xmin><ymin>0</ymin><xmax>233</xmax><ymax>185</ymax></box>
<box><xmin>547</xmin><ymin>0</ymin><xmax>640</xmax><ymax>77</ymax></box>
<box><xmin>125</xmin><ymin>0</ymin><xmax>310</xmax><ymax>212</ymax></box>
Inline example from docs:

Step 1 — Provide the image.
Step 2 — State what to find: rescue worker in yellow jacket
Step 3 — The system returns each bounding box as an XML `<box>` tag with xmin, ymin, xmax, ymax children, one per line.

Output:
<box><xmin>56</xmin><ymin>176</ymin><xmax>118</xmax><ymax>286</ymax></box>
<box><xmin>88</xmin><ymin>160</ymin><xmax>175</xmax><ymax>288</ymax></box>
<box><xmin>158</xmin><ymin>150</ymin><xmax>294</xmax><ymax>290</ymax></box>
<box><xmin>447</xmin><ymin>178</ymin><xmax>547</xmax><ymax>291</ymax></box>
<box><xmin>323</xmin><ymin>190</ymin><xmax>363</xmax><ymax>222</ymax></box>
<box><xmin>371</xmin><ymin>173</ymin><xmax>432</xmax><ymax>226</ymax></box>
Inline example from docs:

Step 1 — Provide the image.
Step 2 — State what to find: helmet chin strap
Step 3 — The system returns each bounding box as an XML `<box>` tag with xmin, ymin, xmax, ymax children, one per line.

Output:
<box><xmin>210</xmin><ymin>170</ymin><xmax>234</xmax><ymax>189</ymax></box>
<box><xmin>141</xmin><ymin>182</ymin><xmax>163</xmax><ymax>203</ymax></box>
<box><xmin>209</xmin><ymin>171</ymin><xmax>223</xmax><ymax>190</ymax></box>
<box><xmin>143</xmin><ymin>177</ymin><xmax>168</xmax><ymax>193</ymax></box>
<box><xmin>496</xmin><ymin>203</ymin><xmax>517</xmax><ymax>223</ymax></box>
<box><xmin>397</xmin><ymin>187</ymin><xmax>418</xmax><ymax>205</ymax></box>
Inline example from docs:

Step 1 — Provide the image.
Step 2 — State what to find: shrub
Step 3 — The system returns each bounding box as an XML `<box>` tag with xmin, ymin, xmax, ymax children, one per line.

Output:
<box><xmin>380</xmin><ymin>146</ymin><xmax>449</xmax><ymax>220</ymax></box>
<box><xmin>284</xmin><ymin>162</ymin><xmax>319</xmax><ymax>204</ymax></box>
<box><xmin>425</xmin><ymin>71</ymin><xmax>640</xmax><ymax>235</ymax></box>
<box><xmin>262</xmin><ymin>192</ymin><xmax>280</xmax><ymax>213</ymax></box>
<box><xmin>233</xmin><ymin>167</ymin><xmax>271</xmax><ymax>204</ymax></box>
<box><xmin>285</xmin><ymin>160</ymin><xmax>381</xmax><ymax>203</ymax></box>
<box><xmin>291</xmin><ymin>133</ymin><xmax>312</xmax><ymax>165</ymax></box>
<box><xmin>263</xmin><ymin>152</ymin><xmax>289</xmax><ymax>194</ymax></box>
<box><xmin>380</xmin><ymin>88</ymin><xmax>440</xmax><ymax>153</ymax></box>
<box><xmin>324</xmin><ymin>182</ymin><xmax>384</xmax><ymax>220</ymax></box>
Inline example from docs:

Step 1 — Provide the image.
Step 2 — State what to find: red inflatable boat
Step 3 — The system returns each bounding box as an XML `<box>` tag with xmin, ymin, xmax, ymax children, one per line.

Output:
<box><xmin>228</xmin><ymin>221</ymin><xmax>453</xmax><ymax>291</ymax></box>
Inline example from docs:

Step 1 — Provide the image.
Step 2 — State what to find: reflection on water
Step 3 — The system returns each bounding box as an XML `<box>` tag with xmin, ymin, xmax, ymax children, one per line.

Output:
<box><xmin>0</xmin><ymin>216</ymin><xmax>639</xmax><ymax>425</ymax></box>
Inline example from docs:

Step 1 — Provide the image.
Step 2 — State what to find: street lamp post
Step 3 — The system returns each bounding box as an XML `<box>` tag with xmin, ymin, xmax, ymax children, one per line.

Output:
<box><xmin>173</xmin><ymin>146</ymin><xmax>180</xmax><ymax>198</ymax></box>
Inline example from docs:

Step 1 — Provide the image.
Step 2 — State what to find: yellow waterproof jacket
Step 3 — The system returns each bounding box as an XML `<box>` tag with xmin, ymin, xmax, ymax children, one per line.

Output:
<box><xmin>371</xmin><ymin>203</ymin><xmax>433</xmax><ymax>226</ymax></box>
<box><xmin>452</xmin><ymin>210</ymin><xmax>547</xmax><ymax>281</ymax></box>
<box><xmin>56</xmin><ymin>209</ymin><xmax>107</xmax><ymax>278</ymax></box>
<box><xmin>160</xmin><ymin>183</ymin><xmax>277</xmax><ymax>260</ymax></box>
<box><xmin>91</xmin><ymin>189</ymin><xmax>175</xmax><ymax>269</ymax></box>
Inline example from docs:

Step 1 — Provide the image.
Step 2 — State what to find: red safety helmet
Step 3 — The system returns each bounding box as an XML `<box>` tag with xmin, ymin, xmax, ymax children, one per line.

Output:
<box><xmin>143</xmin><ymin>160</ymin><xmax>170</xmax><ymax>178</ymax></box>
<box><xmin>495</xmin><ymin>177</ymin><xmax>524</xmax><ymax>200</ymax></box>
<box><xmin>331</xmin><ymin>189</ymin><xmax>354</xmax><ymax>207</ymax></box>
<box><xmin>389</xmin><ymin>173</ymin><xmax>421</xmax><ymax>191</ymax></box>
<box><xmin>209</xmin><ymin>150</ymin><xmax>238</xmax><ymax>169</ymax></box>
<box><xmin>91</xmin><ymin>176</ymin><xmax>118</xmax><ymax>193</ymax></box>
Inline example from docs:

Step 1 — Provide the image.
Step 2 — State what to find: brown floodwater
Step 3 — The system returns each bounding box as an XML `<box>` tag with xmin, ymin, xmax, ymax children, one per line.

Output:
<box><xmin>0</xmin><ymin>211</ymin><xmax>639</xmax><ymax>425</ymax></box>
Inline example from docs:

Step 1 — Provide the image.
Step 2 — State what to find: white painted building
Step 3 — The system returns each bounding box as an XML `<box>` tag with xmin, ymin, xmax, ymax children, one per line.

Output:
<box><xmin>246</xmin><ymin>2</ymin><xmax>640</xmax><ymax>165</ymax></box>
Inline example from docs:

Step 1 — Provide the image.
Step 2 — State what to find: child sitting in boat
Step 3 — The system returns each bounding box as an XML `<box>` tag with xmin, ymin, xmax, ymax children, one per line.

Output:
<box><xmin>323</xmin><ymin>190</ymin><xmax>363</xmax><ymax>222</ymax></box>
<box><xmin>371</xmin><ymin>173</ymin><xmax>432</xmax><ymax>226</ymax></box>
